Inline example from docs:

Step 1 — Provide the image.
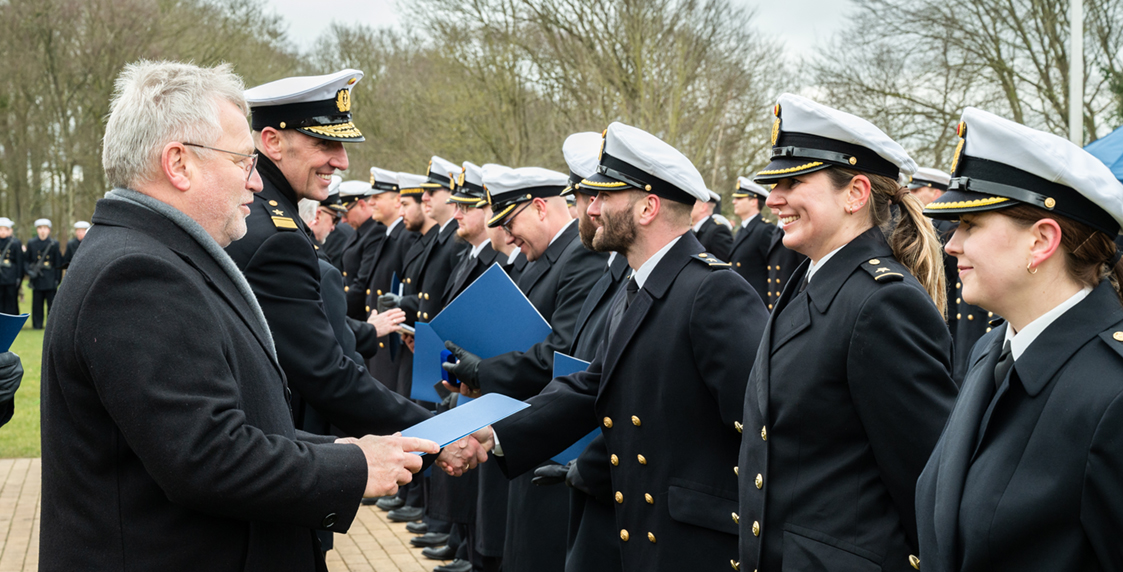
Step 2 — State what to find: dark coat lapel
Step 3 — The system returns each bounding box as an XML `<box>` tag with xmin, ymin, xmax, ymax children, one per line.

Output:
<box><xmin>598</xmin><ymin>233</ymin><xmax>700</xmax><ymax>394</ymax></box>
<box><xmin>930</xmin><ymin>331</ymin><xmax>1004</xmax><ymax>572</ymax></box>
<box><xmin>573</xmin><ymin>254</ymin><xmax>628</xmax><ymax>344</ymax></box>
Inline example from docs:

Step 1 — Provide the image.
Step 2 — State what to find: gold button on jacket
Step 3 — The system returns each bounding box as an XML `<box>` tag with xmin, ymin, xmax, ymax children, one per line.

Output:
<box><xmin>620</xmin><ymin>529</ymin><xmax>629</xmax><ymax>541</ymax></box>
<box><xmin>603</xmin><ymin>417</ymin><xmax>613</xmax><ymax>428</ymax></box>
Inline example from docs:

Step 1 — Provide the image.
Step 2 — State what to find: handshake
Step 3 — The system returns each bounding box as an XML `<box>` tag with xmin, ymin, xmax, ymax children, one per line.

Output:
<box><xmin>335</xmin><ymin>427</ymin><xmax>495</xmax><ymax>499</ymax></box>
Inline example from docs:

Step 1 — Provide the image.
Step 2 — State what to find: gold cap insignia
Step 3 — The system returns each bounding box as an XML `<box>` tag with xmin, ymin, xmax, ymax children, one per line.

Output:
<box><xmin>336</xmin><ymin>89</ymin><xmax>351</xmax><ymax>113</ymax></box>
<box><xmin>950</xmin><ymin>121</ymin><xmax>968</xmax><ymax>175</ymax></box>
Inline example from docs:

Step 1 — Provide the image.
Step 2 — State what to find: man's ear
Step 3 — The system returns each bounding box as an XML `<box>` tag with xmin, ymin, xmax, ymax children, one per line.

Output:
<box><xmin>258</xmin><ymin>127</ymin><xmax>284</xmax><ymax>162</ymax></box>
<box><xmin>162</xmin><ymin>142</ymin><xmax>192</xmax><ymax>192</ymax></box>
<box><xmin>637</xmin><ymin>194</ymin><xmax>660</xmax><ymax>226</ymax></box>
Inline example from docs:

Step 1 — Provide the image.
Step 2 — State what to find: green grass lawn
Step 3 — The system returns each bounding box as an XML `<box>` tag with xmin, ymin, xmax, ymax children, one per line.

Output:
<box><xmin>0</xmin><ymin>284</ymin><xmax>47</xmax><ymax>458</ymax></box>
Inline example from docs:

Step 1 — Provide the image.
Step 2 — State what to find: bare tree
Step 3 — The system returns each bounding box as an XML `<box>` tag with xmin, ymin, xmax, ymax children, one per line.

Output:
<box><xmin>817</xmin><ymin>0</ymin><xmax>1123</xmax><ymax>162</ymax></box>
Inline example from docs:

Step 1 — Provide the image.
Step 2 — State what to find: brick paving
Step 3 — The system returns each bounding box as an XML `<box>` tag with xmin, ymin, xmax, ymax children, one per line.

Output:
<box><xmin>0</xmin><ymin>459</ymin><xmax>447</xmax><ymax>572</ymax></box>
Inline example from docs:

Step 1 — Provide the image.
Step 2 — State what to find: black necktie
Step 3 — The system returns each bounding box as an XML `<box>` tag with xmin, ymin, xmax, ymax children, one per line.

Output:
<box><xmin>625</xmin><ymin>276</ymin><xmax>639</xmax><ymax>308</ymax></box>
<box><xmin>798</xmin><ymin>272</ymin><xmax>809</xmax><ymax>293</ymax></box>
<box><xmin>993</xmin><ymin>340</ymin><xmax>1013</xmax><ymax>390</ymax></box>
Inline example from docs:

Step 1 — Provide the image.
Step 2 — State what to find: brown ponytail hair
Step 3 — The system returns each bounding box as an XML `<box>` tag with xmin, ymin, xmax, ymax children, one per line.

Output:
<box><xmin>826</xmin><ymin>167</ymin><xmax>948</xmax><ymax>318</ymax></box>
<box><xmin>1000</xmin><ymin>204</ymin><xmax>1123</xmax><ymax>305</ymax></box>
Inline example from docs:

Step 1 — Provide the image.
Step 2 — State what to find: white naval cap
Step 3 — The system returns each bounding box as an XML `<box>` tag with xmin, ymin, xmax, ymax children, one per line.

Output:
<box><xmin>706</xmin><ymin>189</ymin><xmax>721</xmax><ymax>203</ymax></box>
<box><xmin>338</xmin><ymin>180</ymin><xmax>374</xmax><ymax>208</ymax></box>
<box><xmin>449</xmin><ymin>162</ymin><xmax>486</xmax><ymax>205</ymax></box>
<box><xmin>911</xmin><ymin>167</ymin><xmax>951</xmax><ymax>190</ymax></box>
<box><xmin>561</xmin><ymin>132</ymin><xmax>602</xmax><ymax>196</ymax></box>
<box><xmin>369</xmin><ymin>167</ymin><xmax>400</xmax><ymax>193</ymax></box>
<box><xmin>245</xmin><ymin>69</ymin><xmax>365</xmax><ymax>142</ymax></box>
<box><xmin>484</xmin><ymin>165</ymin><xmax>569</xmax><ymax>227</ymax></box>
<box><xmin>422</xmin><ymin>156</ymin><xmax>460</xmax><ymax>190</ymax></box>
<box><xmin>74</xmin><ymin>221</ymin><xmax>91</xmax><ymax>230</ymax></box>
<box><xmin>328</xmin><ymin>174</ymin><xmax>343</xmax><ymax>195</ymax></box>
<box><xmin>0</xmin><ymin>218</ymin><xmax>12</xmax><ymax>229</ymax></box>
<box><xmin>925</xmin><ymin>107</ymin><xmax>1123</xmax><ymax>236</ymax></box>
<box><xmin>733</xmin><ymin>176</ymin><xmax>769</xmax><ymax>199</ymax></box>
<box><xmin>34</xmin><ymin>218</ymin><xmax>51</xmax><ymax>228</ymax></box>
<box><xmin>582</xmin><ymin>122</ymin><xmax>708</xmax><ymax>204</ymax></box>
<box><xmin>756</xmin><ymin>93</ymin><xmax>917</xmax><ymax>186</ymax></box>
<box><xmin>397</xmin><ymin>173</ymin><xmax>428</xmax><ymax>198</ymax></box>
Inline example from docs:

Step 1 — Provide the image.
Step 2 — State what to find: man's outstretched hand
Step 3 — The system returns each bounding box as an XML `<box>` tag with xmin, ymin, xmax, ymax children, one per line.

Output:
<box><xmin>336</xmin><ymin>433</ymin><xmax>439</xmax><ymax>497</ymax></box>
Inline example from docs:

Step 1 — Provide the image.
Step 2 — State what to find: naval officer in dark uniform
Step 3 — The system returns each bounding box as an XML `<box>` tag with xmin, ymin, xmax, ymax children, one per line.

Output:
<box><xmin>728</xmin><ymin>178</ymin><xmax>774</xmax><ymax>300</ymax></box>
<box><xmin>61</xmin><ymin>220</ymin><xmax>90</xmax><ymax>270</ymax></box>
<box><xmin>470</xmin><ymin>122</ymin><xmax>768</xmax><ymax>571</ymax></box>
<box><xmin>0</xmin><ymin>218</ymin><xmax>23</xmax><ymax>315</ymax></box>
<box><xmin>691</xmin><ymin>189</ymin><xmax>733</xmax><ymax>261</ymax></box>
<box><xmin>26</xmin><ymin>218</ymin><xmax>62</xmax><ymax>329</ymax></box>
<box><xmin>222</xmin><ymin>70</ymin><xmax>485</xmax><ymax>470</ymax></box>
<box><xmin>442</xmin><ymin>164</ymin><xmax>606</xmax><ymax>572</ymax></box>
<box><xmin>737</xmin><ymin>94</ymin><xmax>957</xmax><ymax>572</ymax></box>
<box><xmin>338</xmin><ymin>180</ymin><xmax>385</xmax><ymax>320</ymax></box>
<box><xmin>555</xmin><ymin>131</ymin><xmax>629</xmax><ymax>572</ymax></box>
<box><xmin>916</xmin><ymin>108</ymin><xmax>1123</xmax><ymax>572</ymax></box>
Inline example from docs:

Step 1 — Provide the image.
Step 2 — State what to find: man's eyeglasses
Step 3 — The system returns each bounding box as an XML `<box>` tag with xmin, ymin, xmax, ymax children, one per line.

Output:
<box><xmin>454</xmin><ymin>203</ymin><xmax>479</xmax><ymax>214</ymax></box>
<box><xmin>501</xmin><ymin>201</ymin><xmax>533</xmax><ymax>234</ymax></box>
<box><xmin>183</xmin><ymin>143</ymin><xmax>258</xmax><ymax>183</ymax></box>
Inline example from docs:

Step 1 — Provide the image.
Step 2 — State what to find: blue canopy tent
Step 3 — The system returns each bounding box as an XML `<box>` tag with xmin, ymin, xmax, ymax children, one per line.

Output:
<box><xmin>1085</xmin><ymin>125</ymin><xmax>1123</xmax><ymax>184</ymax></box>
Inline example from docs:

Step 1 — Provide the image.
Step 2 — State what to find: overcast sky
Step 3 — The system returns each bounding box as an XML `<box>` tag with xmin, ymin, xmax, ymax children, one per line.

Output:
<box><xmin>265</xmin><ymin>0</ymin><xmax>854</xmax><ymax>59</ymax></box>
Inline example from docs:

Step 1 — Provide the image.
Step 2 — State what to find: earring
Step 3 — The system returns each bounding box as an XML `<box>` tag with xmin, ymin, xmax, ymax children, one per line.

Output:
<box><xmin>847</xmin><ymin>206</ymin><xmax>853</xmax><ymax>215</ymax></box>
<box><xmin>1027</xmin><ymin>260</ymin><xmax>1038</xmax><ymax>275</ymax></box>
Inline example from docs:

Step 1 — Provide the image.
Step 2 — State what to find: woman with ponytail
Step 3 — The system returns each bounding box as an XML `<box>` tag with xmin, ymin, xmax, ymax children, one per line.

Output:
<box><xmin>914</xmin><ymin>108</ymin><xmax>1123</xmax><ymax>572</ymax></box>
<box><xmin>735</xmin><ymin>94</ymin><xmax>958</xmax><ymax>572</ymax></box>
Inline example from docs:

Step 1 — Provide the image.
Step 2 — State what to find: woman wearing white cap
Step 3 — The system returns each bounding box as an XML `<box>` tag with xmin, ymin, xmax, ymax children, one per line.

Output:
<box><xmin>737</xmin><ymin>94</ymin><xmax>958</xmax><ymax>572</ymax></box>
<box><xmin>915</xmin><ymin>109</ymin><xmax>1123</xmax><ymax>572</ymax></box>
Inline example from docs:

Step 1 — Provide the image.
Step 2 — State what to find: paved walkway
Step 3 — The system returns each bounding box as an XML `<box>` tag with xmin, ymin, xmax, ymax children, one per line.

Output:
<box><xmin>0</xmin><ymin>459</ymin><xmax>448</xmax><ymax>572</ymax></box>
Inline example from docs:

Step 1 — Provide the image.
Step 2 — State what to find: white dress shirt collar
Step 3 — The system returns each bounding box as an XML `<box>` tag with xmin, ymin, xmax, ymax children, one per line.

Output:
<box><xmin>632</xmin><ymin>235</ymin><xmax>682</xmax><ymax>289</ymax></box>
<box><xmin>1004</xmin><ymin>287</ymin><xmax>1091</xmax><ymax>360</ymax></box>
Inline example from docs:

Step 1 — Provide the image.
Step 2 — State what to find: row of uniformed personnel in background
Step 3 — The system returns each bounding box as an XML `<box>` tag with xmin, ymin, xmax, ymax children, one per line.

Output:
<box><xmin>214</xmin><ymin>67</ymin><xmax>1123</xmax><ymax>572</ymax></box>
<box><xmin>0</xmin><ymin>217</ymin><xmax>89</xmax><ymax>327</ymax></box>
<box><xmin>39</xmin><ymin>61</ymin><xmax>1123</xmax><ymax>572</ymax></box>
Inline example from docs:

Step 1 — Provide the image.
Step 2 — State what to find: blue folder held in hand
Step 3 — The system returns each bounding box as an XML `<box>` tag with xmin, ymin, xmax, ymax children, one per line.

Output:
<box><xmin>0</xmin><ymin>313</ymin><xmax>28</xmax><ymax>352</ymax></box>
<box><xmin>550</xmin><ymin>352</ymin><xmax>598</xmax><ymax>464</ymax></box>
<box><xmin>411</xmin><ymin>322</ymin><xmax>445</xmax><ymax>402</ymax></box>
<box><xmin>429</xmin><ymin>263</ymin><xmax>551</xmax><ymax>358</ymax></box>
<box><xmin>412</xmin><ymin>263</ymin><xmax>552</xmax><ymax>399</ymax></box>
<box><xmin>401</xmin><ymin>393</ymin><xmax>530</xmax><ymax>450</ymax></box>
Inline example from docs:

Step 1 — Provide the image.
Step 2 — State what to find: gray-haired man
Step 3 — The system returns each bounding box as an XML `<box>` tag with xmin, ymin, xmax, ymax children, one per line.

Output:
<box><xmin>40</xmin><ymin>61</ymin><xmax>441</xmax><ymax>571</ymax></box>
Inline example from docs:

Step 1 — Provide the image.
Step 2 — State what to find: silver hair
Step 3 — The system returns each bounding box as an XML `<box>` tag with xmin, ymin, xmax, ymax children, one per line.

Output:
<box><xmin>102</xmin><ymin>60</ymin><xmax>248</xmax><ymax>190</ymax></box>
<box><xmin>297</xmin><ymin>198</ymin><xmax>319</xmax><ymax>225</ymax></box>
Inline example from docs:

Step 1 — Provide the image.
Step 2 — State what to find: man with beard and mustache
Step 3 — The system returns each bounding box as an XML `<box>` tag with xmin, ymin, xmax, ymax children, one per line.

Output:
<box><xmin>470</xmin><ymin>122</ymin><xmax>769</xmax><ymax>572</ymax></box>
<box><xmin>531</xmin><ymin>131</ymin><xmax>629</xmax><ymax>572</ymax></box>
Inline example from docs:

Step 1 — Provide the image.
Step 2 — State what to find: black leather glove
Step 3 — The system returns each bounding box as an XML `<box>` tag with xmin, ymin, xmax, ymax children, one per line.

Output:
<box><xmin>532</xmin><ymin>461</ymin><xmax>573</xmax><ymax>487</ymax></box>
<box><xmin>0</xmin><ymin>352</ymin><xmax>23</xmax><ymax>403</ymax></box>
<box><xmin>441</xmin><ymin>341</ymin><xmax>481</xmax><ymax>390</ymax></box>
<box><xmin>377</xmin><ymin>292</ymin><xmax>402</xmax><ymax>313</ymax></box>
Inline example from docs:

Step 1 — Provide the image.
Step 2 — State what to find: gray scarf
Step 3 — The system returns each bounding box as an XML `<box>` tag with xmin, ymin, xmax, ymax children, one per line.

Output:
<box><xmin>105</xmin><ymin>188</ymin><xmax>276</xmax><ymax>359</ymax></box>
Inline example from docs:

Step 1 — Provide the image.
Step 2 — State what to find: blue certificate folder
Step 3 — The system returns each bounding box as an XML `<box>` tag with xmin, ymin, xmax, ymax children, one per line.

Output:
<box><xmin>401</xmin><ymin>393</ymin><xmax>529</xmax><ymax>451</ymax></box>
<box><xmin>0</xmin><ymin>313</ymin><xmax>28</xmax><ymax>352</ymax></box>
<box><xmin>550</xmin><ymin>352</ymin><xmax>598</xmax><ymax>464</ymax></box>
<box><xmin>412</xmin><ymin>263</ymin><xmax>552</xmax><ymax>400</ymax></box>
